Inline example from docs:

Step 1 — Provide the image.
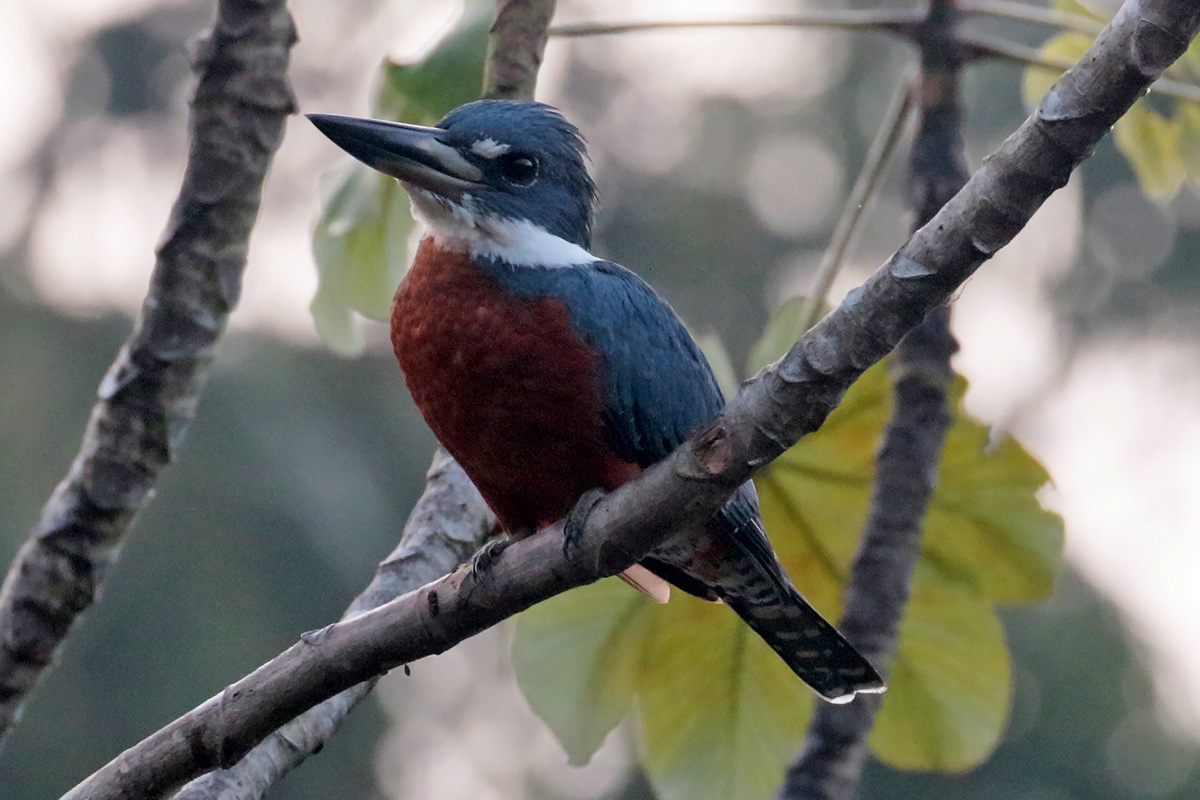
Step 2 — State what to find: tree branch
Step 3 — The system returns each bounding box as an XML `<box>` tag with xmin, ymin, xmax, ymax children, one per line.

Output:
<box><xmin>167</xmin><ymin>2</ymin><xmax>553</xmax><ymax>795</ymax></box>
<box><xmin>60</xmin><ymin>0</ymin><xmax>1200</xmax><ymax>797</ymax></box>
<box><xmin>167</xmin><ymin>451</ymin><xmax>493</xmax><ymax>800</ymax></box>
<box><xmin>782</xmin><ymin>3</ymin><xmax>968</xmax><ymax>795</ymax></box>
<box><xmin>0</xmin><ymin>0</ymin><xmax>296</xmax><ymax>744</ymax></box>
<box><xmin>483</xmin><ymin>0</ymin><xmax>558</xmax><ymax>99</ymax></box>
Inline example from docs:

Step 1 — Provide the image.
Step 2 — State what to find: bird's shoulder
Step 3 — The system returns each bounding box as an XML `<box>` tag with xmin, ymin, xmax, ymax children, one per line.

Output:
<box><xmin>483</xmin><ymin>257</ymin><xmax>725</xmax><ymax>466</ymax></box>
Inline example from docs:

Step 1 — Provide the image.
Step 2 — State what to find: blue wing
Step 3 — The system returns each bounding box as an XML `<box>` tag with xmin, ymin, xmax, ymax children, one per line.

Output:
<box><xmin>567</xmin><ymin>261</ymin><xmax>725</xmax><ymax>466</ymax></box>
<box><xmin>483</xmin><ymin>258</ymin><xmax>725</xmax><ymax>466</ymax></box>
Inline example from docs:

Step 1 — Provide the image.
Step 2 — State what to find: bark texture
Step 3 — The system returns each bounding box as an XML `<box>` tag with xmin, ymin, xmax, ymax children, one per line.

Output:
<box><xmin>0</xmin><ymin>0</ymin><xmax>296</xmax><ymax>744</ymax></box>
<box><xmin>781</xmin><ymin>1</ymin><xmax>968</xmax><ymax>796</ymax></box>
<box><xmin>483</xmin><ymin>0</ymin><xmax>558</xmax><ymax>99</ymax></box>
<box><xmin>59</xmin><ymin>2</ymin><xmax>1200</xmax><ymax>797</ymax></box>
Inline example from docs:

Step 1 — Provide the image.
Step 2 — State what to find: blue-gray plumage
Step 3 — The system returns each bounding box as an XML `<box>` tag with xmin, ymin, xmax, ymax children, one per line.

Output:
<box><xmin>309</xmin><ymin>100</ymin><xmax>885</xmax><ymax>702</ymax></box>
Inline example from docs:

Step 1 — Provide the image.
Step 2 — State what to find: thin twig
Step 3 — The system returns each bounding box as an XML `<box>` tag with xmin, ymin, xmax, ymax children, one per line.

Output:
<box><xmin>60</xmin><ymin>3</ymin><xmax>1200</xmax><ymax>797</ymax></box>
<box><xmin>800</xmin><ymin>72</ymin><xmax>917</xmax><ymax>333</ymax></box>
<box><xmin>549</xmin><ymin>10</ymin><xmax>922</xmax><ymax>39</ymax></box>
<box><xmin>0</xmin><ymin>0</ymin><xmax>296</xmax><ymax>745</ymax></box>
<box><xmin>961</xmin><ymin>0</ymin><xmax>1105</xmax><ymax>35</ymax></box>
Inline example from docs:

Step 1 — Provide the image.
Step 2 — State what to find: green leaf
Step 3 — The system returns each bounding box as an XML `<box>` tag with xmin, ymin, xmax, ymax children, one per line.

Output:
<box><xmin>376</xmin><ymin>2</ymin><xmax>492</xmax><ymax>124</ymax></box>
<box><xmin>1113</xmin><ymin>102</ymin><xmax>1186</xmax><ymax>198</ymax></box>
<box><xmin>758</xmin><ymin>360</ymin><xmax>1061</xmax><ymax>610</ymax></box>
<box><xmin>870</xmin><ymin>574</ymin><xmax>1011</xmax><ymax>771</ymax></box>
<box><xmin>926</xmin><ymin>380</ymin><xmax>1063</xmax><ymax>603</ymax></box>
<box><xmin>639</xmin><ymin>595</ymin><xmax>814</xmax><ymax>800</ymax></box>
<box><xmin>748</xmin><ymin>304</ymin><xmax>1059</xmax><ymax>771</ymax></box>
<box><xmin>310</xmin><ymin>162</ymin><xmax>413</xmax><ymax>355</ymax></box>
<box><xmin>1052</xmin><ymin>0</ymin><xmax>1106</xmax><ymax>19</ymax></box>
<box><xmin>512</xmin><ymin>579</ymin><xmax>654</xmax><ymax>765</ymax></box>
<box><xmin>1177</xmin><ymin>103</ymin><xmax>1200</xmax><ymax>185</ymax></box>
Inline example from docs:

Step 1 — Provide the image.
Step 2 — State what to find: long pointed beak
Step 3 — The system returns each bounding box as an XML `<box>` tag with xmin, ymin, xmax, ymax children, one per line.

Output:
<box><xmin>307</xmin><ymin>113</ymin><xmax>484</xmax><ymax>198</ymax></box>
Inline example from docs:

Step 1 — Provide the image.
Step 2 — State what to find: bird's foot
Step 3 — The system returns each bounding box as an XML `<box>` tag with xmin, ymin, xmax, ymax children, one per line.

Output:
<box><xmin>471</xmin><ymin>534</ymin><xmax>512</xmax><ymax>580</ymax></box>
<box><xmin>562</xmin><ymin>488</ymin><xmax>606</xmax><ymax>565</ymax></box>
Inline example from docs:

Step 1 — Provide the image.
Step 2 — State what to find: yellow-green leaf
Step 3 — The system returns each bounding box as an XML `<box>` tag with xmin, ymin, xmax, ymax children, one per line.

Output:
<box><xmin>513</xmin><ymin>297</ymin><xmax>1061</xmax><ymax>789</ymax></box>
<box><xmin>870</xmin><ymin>575</ymin><xmax>1011</xmax><ymax>771</ymax></box>
<box><xmin>1053</xmin><ymin>0</ymin><xmax>1106</xmax><ymax>19</ymax></box>
<box><xmin>758</xmin><ymin>359</ymin><xmax>1061</xmax><ymax>607</ymax></box>
<box><xmin>512</xmin><ymin>579</ymin><xmax>655</xmax><ymax>765</ymax></box>
<box><xmin>639</xmin><ymin>595</ymin><xmax>814</xmax><ymax>800</ymax></box>
<box><xmin>1178</xmin><ymin>103</ymin><xmax>1200</xmax><ymax>185</ymax></box>
<box><xmin>1113</xmin><ymin>102</ymin><xmax>1187</xmax><ymax>198</ymax></box>
<box><xmin>926</xmin><ymin>382</ymin><xmax>1062</xmax><ymax>602</ymax></box>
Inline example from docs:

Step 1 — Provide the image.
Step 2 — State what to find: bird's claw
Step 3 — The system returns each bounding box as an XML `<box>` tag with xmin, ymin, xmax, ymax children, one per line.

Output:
<box><xmin>471</xmin><ymin>535</ymin><xmax>512</xmax><ymax>580</ymax></box>
<box><xmin>563</xmin><ymin>488</ymin><xmax>606</xmax><ymax>565</ymax></box>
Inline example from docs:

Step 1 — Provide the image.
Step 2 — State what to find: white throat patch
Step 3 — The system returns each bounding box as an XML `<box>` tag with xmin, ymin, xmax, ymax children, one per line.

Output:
<box><xmin>407</xmin><ymin>187</ymin><xmax>596</xmax><ymax>267</ymax></box>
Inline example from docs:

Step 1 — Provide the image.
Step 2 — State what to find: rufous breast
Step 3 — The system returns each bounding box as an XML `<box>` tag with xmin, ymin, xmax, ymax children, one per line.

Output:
<box><xmin>390</xmin><ymin>240</ymin><xmax>638</xmax><ymax>534</ymax></box>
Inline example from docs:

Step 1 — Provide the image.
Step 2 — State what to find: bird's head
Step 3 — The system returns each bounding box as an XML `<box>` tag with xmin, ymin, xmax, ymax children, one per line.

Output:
<box><xmin>309</xmin><ymin>100</ymin><xmax>598</xmax><ymax>257</ymax></box>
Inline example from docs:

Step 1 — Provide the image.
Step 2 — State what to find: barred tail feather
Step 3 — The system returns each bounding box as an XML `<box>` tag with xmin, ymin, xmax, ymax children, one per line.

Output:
<box><xmin>726</xmin><ymin>584</ymin><xmax>885</xmax><ymax>703</ymax></box>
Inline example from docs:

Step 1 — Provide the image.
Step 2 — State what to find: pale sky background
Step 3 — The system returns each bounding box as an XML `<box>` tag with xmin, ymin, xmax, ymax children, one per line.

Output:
<box><xmin>3</xmin><ymin>0</ymin><xmax>1200</xmax><ymax>791</ymax></box>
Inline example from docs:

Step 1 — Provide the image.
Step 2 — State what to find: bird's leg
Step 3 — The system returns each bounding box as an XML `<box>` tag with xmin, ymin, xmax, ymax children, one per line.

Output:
<box><xmin>562</xmin><ymin>488</ymin><xmax>606</xmax><ymax>566</ymax></box>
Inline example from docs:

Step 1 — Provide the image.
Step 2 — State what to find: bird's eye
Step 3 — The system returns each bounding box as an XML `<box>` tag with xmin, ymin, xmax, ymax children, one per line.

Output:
<box><xmin>499</xmin><ymin>154</ymin><xmax>538</xmax><ymax>186</ymax></box>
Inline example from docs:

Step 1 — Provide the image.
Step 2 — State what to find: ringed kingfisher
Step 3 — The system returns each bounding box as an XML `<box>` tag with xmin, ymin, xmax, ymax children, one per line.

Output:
<box><xmin>309</xmin><ymin>100</ymin><xmax>884</xmax><ymax>703</ymax></box>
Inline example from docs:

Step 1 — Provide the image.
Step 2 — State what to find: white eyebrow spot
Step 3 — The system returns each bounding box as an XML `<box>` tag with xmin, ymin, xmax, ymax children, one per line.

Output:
<box><xmin>470</xmin><ymin>138</ymin><xmax>510</xmax><ymax>158</ymax></box>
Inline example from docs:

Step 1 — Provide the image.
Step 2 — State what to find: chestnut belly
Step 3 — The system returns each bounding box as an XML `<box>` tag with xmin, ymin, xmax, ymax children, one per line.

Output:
<box><xmin>392</xmin><ymin>247</ymin><xmax>635</xmax><ymax>534</ymax></box>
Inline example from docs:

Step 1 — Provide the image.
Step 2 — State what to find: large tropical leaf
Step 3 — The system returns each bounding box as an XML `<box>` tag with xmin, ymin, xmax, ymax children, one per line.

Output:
<box><xmin>514</xmin><ymin>300</ymin><xmax>1062</xmax><ymax>798</ymax></box>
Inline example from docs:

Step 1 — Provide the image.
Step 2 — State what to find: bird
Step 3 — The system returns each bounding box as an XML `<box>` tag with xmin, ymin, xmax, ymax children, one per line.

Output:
<box><xmin>308</xmin><ymin>100</ymin><xmax>885</xmax><ymax>703</ymax></box>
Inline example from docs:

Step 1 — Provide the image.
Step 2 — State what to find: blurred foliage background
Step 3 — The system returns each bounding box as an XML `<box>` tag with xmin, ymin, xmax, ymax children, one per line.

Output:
<box><xmin>2</xmin><ymin>0</ymin><xmax>1200</xmax><ymax>798</ymax></box>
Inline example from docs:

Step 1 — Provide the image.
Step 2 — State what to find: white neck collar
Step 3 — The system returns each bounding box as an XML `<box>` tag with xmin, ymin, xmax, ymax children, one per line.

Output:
<box><xmin>408</xmin><ymin>187</ymin><xmax>596</xmax><ymax>267</ymax></box>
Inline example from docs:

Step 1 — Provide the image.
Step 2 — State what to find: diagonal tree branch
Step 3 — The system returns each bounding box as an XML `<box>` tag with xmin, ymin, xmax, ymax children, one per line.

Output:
<box><xmin>168</xmin><ymin>3</ymin><xmax>554</xmax><ymax>796</ymax></box>
<box><xmin>168</xmin><ymin>452</ymin><xmax>493</xmax><ymax>800</ymax></box>
<box><xmin>781</xmin><ymin>1</ymin><xmax>968</xmax><ymax>796</ymax></box>
<box><xmin>0</xmin><ymin>0</ymin><xmax>297</xmax><ymax>745</ymax></box>
<box><xmin>57</xmin><ymin>2</ymin><xmax>1200</xmax><ymax>797</ymax></box>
